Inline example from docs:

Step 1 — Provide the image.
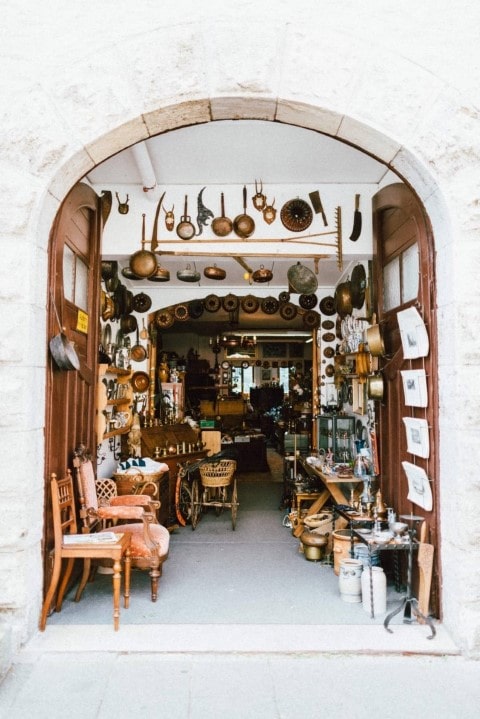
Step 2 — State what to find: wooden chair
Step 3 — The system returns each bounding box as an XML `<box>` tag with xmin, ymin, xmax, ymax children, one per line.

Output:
<box><xmin>73</xmin><ymin>449</ymin><xmax>170</xmax><ymax>602</ymax></box>
<box><xmin>39</xmin><ymin>470</ymin><xmax>132</xmax><ymax>631</ymax></box>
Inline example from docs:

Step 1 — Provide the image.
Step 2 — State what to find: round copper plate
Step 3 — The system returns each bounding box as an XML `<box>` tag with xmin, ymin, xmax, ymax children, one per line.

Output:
<box><xmin>204</xmin><ymin>294</ymin><xmax>221</xmax><ymax>312</ymax></box>
<box><xmin>319</xmin><ymin>295</ymin><xmax>336</xmax><ymax>316</ymax></box>
<box><xmin>323</xmin><ymin>347</ymin><xmax>335</xmax><ymax>358</ymax></box>
<box><xmin>222</xmin><ymin>294</ymin><xmax>239</xmax><ymax>312</ymax></box>
<box><xmin>261</xmin><ymin>296</ymin><xmax>279</xmax><ymax>315</ymax></box>
<box><xmin>280</xmin><ymin>198</ymin><xmax>313</xmax><ymax>232</ymax></box>
<box><xmin>174</xmin><ymin>304</ymin><xmax>189</xmax><ymax>322</ymax></box>
<box><xmin>132</xmin><ymin>292</ymin><xmax>152</xmax><ymax>313</ymax></box>
<box><xmin>303</xmin><ymin>310</ymin><xmax>320</xmax><ymax>328</ymax></box>
<box><xmin>131</xmin><ymin>371</ymin><xmax>150</xmax><ymax>393</ymax></box>
<box><xmin>279</xmin><ymin>302</ymin><xmax>298</xmax><ymax>321</ymax></box>
<box><xmin>321</xmin><ymin>319</ymin><xmax>335</xmax><ymax>330</ymax></box>
<box><xmin>299</xmin><ymin>293</ymin><xmax>318</xmax><ymax>310</ymax></box>
<box><xmin>325</xmin><ymin>364</ymin><xmax>335</xmax><ymax>377</ymax></box>
<box><xmin>322</xmin><ymin>332</ymin><xmax>336</xmax><ymax>342</ymax></box>
<box><xmin>155</xmin><ymin>309</ymin><xmax>174</xmax><ymax>328</ymax></box>
<box><xmin>241</xmin><ymin>295</ymin><xmax>260</xmax><ymax>314</ymax></box>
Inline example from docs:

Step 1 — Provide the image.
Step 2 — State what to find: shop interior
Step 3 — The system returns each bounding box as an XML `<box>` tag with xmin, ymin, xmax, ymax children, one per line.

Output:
<box><xmin>44</xmin><ymin>120</ymin><xmax>436</xmax><ymax>632</ymax></box>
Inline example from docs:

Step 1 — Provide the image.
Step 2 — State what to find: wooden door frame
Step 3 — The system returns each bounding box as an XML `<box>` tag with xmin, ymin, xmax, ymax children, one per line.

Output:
<box><xmin>372</xmin><ymin>182</ymin><xmax>441</xmax><ymax>617</ymax></box>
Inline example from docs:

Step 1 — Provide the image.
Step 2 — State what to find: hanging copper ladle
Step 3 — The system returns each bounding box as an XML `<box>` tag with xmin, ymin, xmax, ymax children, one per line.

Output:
<box><xmin>252</xmin><ymin>179</ymin><xmax>266</xmax><ymax>211</ymax></box>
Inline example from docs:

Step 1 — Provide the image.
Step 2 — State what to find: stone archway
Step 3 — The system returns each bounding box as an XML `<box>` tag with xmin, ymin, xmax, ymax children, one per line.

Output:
<box><xmin>4</xmin><ymin>8</ymin><xmax>479</xmax><ymax>657</ymax></box>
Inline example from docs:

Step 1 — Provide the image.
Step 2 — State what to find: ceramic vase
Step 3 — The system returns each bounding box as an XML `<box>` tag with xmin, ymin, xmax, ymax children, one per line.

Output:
<box><xmin>361</xmin><ymin>566</ymin><xmax>387</xmax><ymax>615</ymax></box>
<box><xmin>338</xmin><ymin>558</ymin><xmax>363</xmax><ymax>603</ymax></box>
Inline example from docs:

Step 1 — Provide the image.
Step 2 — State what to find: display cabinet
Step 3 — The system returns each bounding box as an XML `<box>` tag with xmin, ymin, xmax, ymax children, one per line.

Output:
<box><xmin>317</xmin><ymin>414</ymin><xmax>356</xmax><ymax>463</ymax></box>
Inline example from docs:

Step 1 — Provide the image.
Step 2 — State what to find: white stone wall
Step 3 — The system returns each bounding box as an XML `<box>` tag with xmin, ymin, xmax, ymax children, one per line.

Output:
<box><xmin>1</xmin><ymin>0</ymin><xmax>479</xmax><ymax>658</ymax></box>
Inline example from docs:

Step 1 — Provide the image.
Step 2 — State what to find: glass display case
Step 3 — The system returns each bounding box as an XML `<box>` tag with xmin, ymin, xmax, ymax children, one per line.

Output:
<box><xmin>317</xmin><ymin>414</ymin><xmax>356</xmax><ymax>463</ymax></box>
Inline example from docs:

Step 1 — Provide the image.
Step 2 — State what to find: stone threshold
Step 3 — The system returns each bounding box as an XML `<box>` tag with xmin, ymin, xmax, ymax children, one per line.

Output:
<box><xmin>20</xmin><ymin>622</ymin><xmax>460</xmax><ymax>659</ymax></box>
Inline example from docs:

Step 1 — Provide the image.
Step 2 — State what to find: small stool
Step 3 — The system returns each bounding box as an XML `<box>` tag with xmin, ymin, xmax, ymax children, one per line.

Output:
<box><xmin>300</xmin><ymin>530</ymin><xmax>328</xmax><ymax>561</ymax></box>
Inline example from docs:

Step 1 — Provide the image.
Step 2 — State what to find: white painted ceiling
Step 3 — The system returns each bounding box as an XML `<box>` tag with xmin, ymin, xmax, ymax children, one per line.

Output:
<box><xmin>87</xmin><ymin>120</ymin><xmax>390</xmax><ymax>186</ymax></box>
<box><xmin>87</xmin><ymin>120</ymin><xmax>395</xmax><ymax>334</ymax></box>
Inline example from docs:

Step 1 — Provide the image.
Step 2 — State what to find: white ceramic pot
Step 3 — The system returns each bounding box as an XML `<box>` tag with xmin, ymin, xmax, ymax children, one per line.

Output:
<box><xmin>361</xmin><ymin>566</ymin><xmax>387</xmax><ymax>615</ymax></box>
<box><xmin>338</xmin><ymin>558</ymin><xmax>363</xmax><ymax>603</ymax></box>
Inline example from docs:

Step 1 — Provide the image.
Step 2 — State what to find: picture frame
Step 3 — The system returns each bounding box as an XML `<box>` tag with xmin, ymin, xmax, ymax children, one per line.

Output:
<box><xmin>261</xmin><ymin>368</ymin><xmax>271</xmax><ymax>381</ymax></box>
<box><xmin>402</xmin><ymin>417</ymin><xmax>430</xmax><ymax>458</ymax></box>
<box><xmin>262</xmin><ymin>342</ymin><xmax>287</xmax><ymax>358</ymax></box>
<box><xmin>401</xmin><ymin>369</ymin><xmax>428</xmax><ymax>407</ymax></box>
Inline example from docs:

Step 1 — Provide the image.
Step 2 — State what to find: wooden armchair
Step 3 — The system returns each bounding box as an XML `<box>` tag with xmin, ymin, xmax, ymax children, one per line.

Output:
<box><xmin>73</xmin><ymin>448</ymin><xmax>170</xmax><ymax>602</ymax></box>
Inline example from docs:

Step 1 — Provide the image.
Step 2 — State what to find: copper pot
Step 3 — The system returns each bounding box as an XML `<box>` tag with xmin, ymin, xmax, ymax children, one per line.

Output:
<box><xmin>367</xmin><ymin>372</ymin><xmax>384</xmax><ymax>400</ymax></box>
<box><xmin>366</xmin><ymin>323</ymin><xmax>385</xmax><ymax>356</ymax></box>
<box><xmin>252</xmin><ymin>265</ymin><xmax>273</xmax><ymax>283</ymax></box>
<box><xmin>204</xmin><ymin>264</ymin><xmax>226</xmax><ymax>280</ymax></box>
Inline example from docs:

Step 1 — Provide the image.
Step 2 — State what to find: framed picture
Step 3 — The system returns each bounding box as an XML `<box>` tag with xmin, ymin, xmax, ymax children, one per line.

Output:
<box><xmin>401</xmin><ymin>369</ymin><xmax>428</xmax><ymax>407</ymax></box>
<box><xmin>262</xmin><ymin>342</ymin><xmax>287</xmax><ymax>358</ymax></box>
<box><xmin>402</xmin><ymin>417</ymin><xmax>430</xmax><ymax>458</ymax></box>
<box><xmin>261</xmin><ymin>369</ymin><xmax>271</xmax><ymax>381</ymax></box>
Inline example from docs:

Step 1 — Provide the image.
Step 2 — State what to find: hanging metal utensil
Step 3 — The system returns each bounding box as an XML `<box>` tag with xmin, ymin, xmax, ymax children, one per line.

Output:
<box><xmin>280</xmin><ymin>197</ymin><xmax>313</xmax><ymax>232</ymax></box>
<box><xmin>129</xmin><ymin>214</ymin><xmax>158</xmax><ymax>278</ymax></box>
<box><xmin>287</xmin><ymin>262</ymin><xmax>318</xmax><ymax>294</ymax></box>
<box><xmin>211</xmin><ymin>192</ymin><xmax>233</xmax><ymax>237</ymax></box>
<box><xmin>263</xmin><ymin>198</ymin><xmax>276</xmax><ymax>224</ymax></box>
<box><xmin>195</xmin><ymin>186</ymin><xmax>214</xmax><ymax>235</ymax></box>
<box><xmin>233</xmin><ymin>185</ymin><xmax>255</xmax><ymax>238</ymax></box>
<box><xmin>150</xmin><ymin>191</ymin><xmax>165</xmax><ymax>252</ymax></box>
<box><xmin>349</xmin><ymin>194</ymin><xmax>362</xmax><ymax>242</ymax></box>
<box><xmin>176</xmin><ymin>195</ymin><xmax>196</xmax><ymax>240</ymax></box>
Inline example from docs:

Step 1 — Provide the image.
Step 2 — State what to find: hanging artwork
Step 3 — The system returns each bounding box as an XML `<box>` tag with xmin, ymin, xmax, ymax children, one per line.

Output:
<box><xmin>397</xmin><ymin>306</ymin><xmax>429</xmax><ymax>359</ymax></box>
<box><xmin>401</xmin><ymin>369</ymin><xmax>428</xmax><ymax>407</ymax></box>
<box><xmin>402</xmin><ymin>461</ymin><xmax>433</xmax><ymax>511</ymax></box>
<box><xmin>402</xmin><ymin>417</ymin><xmax>430</xmax><ymax>458</ymax></box>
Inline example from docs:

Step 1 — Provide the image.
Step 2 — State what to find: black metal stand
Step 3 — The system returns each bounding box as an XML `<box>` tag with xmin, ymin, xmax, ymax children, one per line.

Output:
<box><xmin>383</xmin><ymin>527</ymin><xmax>436</xmax><ymax>640</ymax></box>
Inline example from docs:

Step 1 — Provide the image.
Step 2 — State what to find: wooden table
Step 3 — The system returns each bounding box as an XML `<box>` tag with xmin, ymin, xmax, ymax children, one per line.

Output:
<box><xmin>298</xmin><ymin>458</ymin><xmax>363</xmax><ymax>507</ymax></box>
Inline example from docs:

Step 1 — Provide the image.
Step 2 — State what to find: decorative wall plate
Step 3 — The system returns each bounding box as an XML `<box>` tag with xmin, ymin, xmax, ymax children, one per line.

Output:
<box><xmin>322</xmin><ymin>332</ymin><xmax>336</xmax><ymax>342</ymax></box>
<box><xmin>321</xmin><ymin>319</ymin><xmax>335</xmax><ymax>330</ymax></box>
<box><xmin>323</xmin><ymin>347</ymin><xmax>334</xmax><ymax>358</ymax></box>
<box><xmin>319</xmin><ymin>296</ymin><xmax>336</xmax><ymax>316</ymax></box>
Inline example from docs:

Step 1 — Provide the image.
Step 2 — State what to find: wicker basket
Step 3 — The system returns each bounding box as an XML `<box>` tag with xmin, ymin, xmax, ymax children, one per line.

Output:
<box><xmin>112</xmin><ymin>471</ymin><xmax>163</xmax><ymax>497</ymax></box>
<box><xmin>199</xmin><ymin>460</ymin><xmax>236</xmax><ymax>488</ymax></box>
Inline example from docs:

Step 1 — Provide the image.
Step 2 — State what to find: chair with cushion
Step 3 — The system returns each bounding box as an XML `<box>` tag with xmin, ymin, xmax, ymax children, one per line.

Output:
<box><xmin>40</xmin><ymin>469</ymin><xmax>131</xmax><ymax>631</ymax></box>
<box><xmin>73</xmin><ymin>446</ymin><xmax>170</xmax><ymax>602</ymax></box>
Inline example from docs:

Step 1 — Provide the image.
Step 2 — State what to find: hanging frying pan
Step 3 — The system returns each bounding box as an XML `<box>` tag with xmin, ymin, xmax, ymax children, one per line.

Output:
<box><xmin>211</xmin><ymin>192</ymin><xmax>233</xmax><ymax>237</ymax></box>
<box><xmin>131</xmin><ymin>371</ymin><xmax>150</xmax><ymax>393</ymax></box>
<box><xmin>129</xmin><ymin>214</ymin><xmax>158</xmax><ymax>278</ymax></box>
<box><xmin>287</xmin><ymin>262</ymin><xmax>318</xmax><ymax>294</ymax></box>
<box><xmin>280</xmin><ymin>198</ymin><xmax>313</xmax><ymax>232</ymax></box>
<box><xmin>233</xmin><ymin>186</ymin><xmax>255</xmax><ymax>238</ymax></box>
<box><xmin>176</xmin><ymin>195</ymin><xmax>196</xmax><ymax>240</ymax></box>
<box><xmin>131</xmin><ymin>326</ymin><xmax>147</xmax><ymax>362</ymax></box>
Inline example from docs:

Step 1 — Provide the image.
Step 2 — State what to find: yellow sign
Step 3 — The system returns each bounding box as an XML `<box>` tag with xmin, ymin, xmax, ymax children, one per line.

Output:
<box><xmin>76</xmin><ymin>310</ymin><xmax>89</xmax><ymax>334</ymax></box>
